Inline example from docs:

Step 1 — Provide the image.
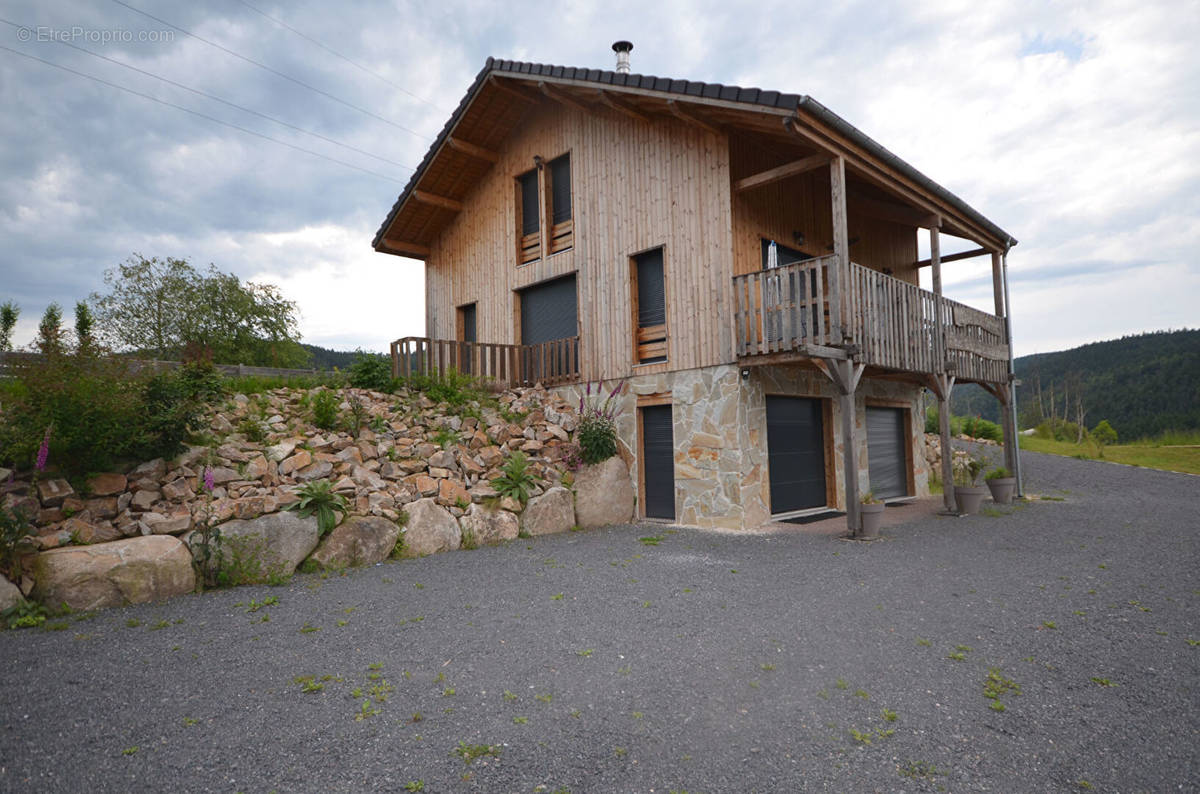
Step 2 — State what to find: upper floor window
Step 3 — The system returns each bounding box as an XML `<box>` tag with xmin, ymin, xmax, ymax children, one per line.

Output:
<box><xmin>632</xmin><ymin>247</ymin><xmax>667</xmax><ymax>365</ymax></box>
<box><xmin>516</xmin><ymin>153</ymin><xmax>573</xmax><ymax>265</ymax></box>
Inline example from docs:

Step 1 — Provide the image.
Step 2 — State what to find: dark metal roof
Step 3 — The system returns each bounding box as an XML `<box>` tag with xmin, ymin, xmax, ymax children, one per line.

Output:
<box><xmin>373</xmin><ymin>57</ymin><xmax>1016</xmax><ymax>252</ymax></box>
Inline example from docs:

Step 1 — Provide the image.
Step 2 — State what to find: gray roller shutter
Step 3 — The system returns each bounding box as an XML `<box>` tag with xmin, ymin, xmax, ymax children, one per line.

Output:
<box><xmin>519</xmin><ymin>170</ymin><xmax>539</xmax><ymax>235</ymax></box>
<box><xmin>866</xmin><ymin>407</ymin><xmax>907</xmax><ymax>499</ymax></box>
<box><xmin>766</xmin><ymin>396</ymin><xmax>826</xmax><ymax>513</ymax></box>
<box><xmin>641</xmin><ymin>405</ymin><xmax>675</xmax><ymax>519</ymax></box>
<box><xmin>520</xmin><ymin>275</ymin><xmax>577</xmax><ymax>345</ymax></box>
<box><xmin>635</xmin><ymin>248</ymin><xmax>665</xmax><ymax>327</ymax></box>
<box><xmin>550</xmin><ymin>154</ymin><xmax>571</xmax><ymax>224</ymax></box>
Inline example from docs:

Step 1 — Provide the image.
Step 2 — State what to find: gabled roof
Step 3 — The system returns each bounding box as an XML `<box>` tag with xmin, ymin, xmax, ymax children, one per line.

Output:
<box><xmin>373</xmin><ymin>57</ymin><xmax>1016</xmax><ymax>257</ymax></box>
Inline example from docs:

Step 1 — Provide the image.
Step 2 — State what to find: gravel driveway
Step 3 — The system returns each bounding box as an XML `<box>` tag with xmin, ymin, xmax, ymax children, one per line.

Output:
<box><xmin>2</xmin><ymin>448</ymin><xmax>1197</xmax><ymax>793</ymax></box>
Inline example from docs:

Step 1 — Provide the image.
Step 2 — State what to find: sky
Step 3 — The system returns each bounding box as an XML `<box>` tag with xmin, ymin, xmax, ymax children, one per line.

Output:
<box><xmin>1</xmin><ymin>0</ymin><xmax>1196</xmax><ymax>357</ymax></box>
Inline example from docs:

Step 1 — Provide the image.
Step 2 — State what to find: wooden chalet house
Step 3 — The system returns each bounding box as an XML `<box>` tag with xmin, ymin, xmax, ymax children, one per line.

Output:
<box><xmin>375</xmin><ymin>44</ymin><xmax>1019</xmax><ymax>533</ymax></box>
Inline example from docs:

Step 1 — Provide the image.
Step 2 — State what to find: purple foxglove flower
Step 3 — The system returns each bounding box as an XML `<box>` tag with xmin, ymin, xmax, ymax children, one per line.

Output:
<box><xmin>35</xmin><ymin>425</ymin><xmax>51</xmax><ymax>472</ymax></box>
<box><xmin>203</xmin><ymin>466</ymin><xmax>215</xmax><ymax>492</ymax></box>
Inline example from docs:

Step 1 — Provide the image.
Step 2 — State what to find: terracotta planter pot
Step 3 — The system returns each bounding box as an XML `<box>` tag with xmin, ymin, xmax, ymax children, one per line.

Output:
<box><xmin>986</xmin><ymin>477</ymin><xmax>1016</xmax><ymax>505</ymax></box>
<box><xmin>955</xmin><ymin>485</ymin><xmax>988</xmax><ymax>515</ymax></box>
<box><xmin>859</xmin><ymin>502</ymin><xmax>886</xmax><ymax>538</ymax></box>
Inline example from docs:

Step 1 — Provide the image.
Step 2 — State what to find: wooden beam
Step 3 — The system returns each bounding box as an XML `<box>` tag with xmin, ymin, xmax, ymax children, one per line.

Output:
<box><xmin>446</xmin><ymin>137</ymin><xmax>499</xmax><ymax>163</ymax></box>
<box><xmin>487</xmin><ymin>76</ymin><xmax>540</xmax><ymax>103</ymax></box>
<box><xmin>379</xmin><ymin>239</ymin><xmax>430</xmax><ymax>258</ymax></box>
<box><xmin>829</xmin><ymin>156</ymin><xmax>849</xmax><ymax>343</ymax></box>
<box><xmin>930</xmin><ymin>226</ymin><xmax>942</xmax><ymax>296</ymax></box>
<box><xmin>914</xmin><ymin>246</ymin><xmax>990</xmax><ymax>268</ymax></box>
<box><xmin>593</xmin><ymin>90</ymin><xmax>650</xmax><ymax>123</ymax></box>
<box><xmin>412</xmin><ymin>190</ymin><xmax>463</xmax><ymax>212</ymax></box>
<box><xmin>733</xmin><ymin>153</ymin><xmax>831</xmax><ymax>193</ymax></box>
<box><xmin>538</xmin><ymin>81</ymin><xmax>592</xmax><ymax>113</ymax></box>
<box><xmin>666</xmin><ymin>99</ymin><xmax>722</xmax><ymax>136</ymax></box>
<box><xmin>848</xmin><ymin>192</ymin><xmax>940</xmax><ymax>229</ymax></box>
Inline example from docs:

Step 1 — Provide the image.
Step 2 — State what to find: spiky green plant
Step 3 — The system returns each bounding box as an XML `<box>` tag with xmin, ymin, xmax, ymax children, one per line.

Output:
<box><xmin>287</xmin><ymin>479</ymin><xmax>348</xmax><ymax>536</ymax></box>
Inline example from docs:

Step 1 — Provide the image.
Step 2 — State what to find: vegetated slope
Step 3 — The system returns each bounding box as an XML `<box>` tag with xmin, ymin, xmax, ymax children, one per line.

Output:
<box><xmin>951</xmin><ymin>329</ymin><xmax>1200</xmax><ymax>439</ymax></box>
<box><xmin>300</xmin><ymin>344</ymin><xmax>382</xmax><ymax>371</ymax></box>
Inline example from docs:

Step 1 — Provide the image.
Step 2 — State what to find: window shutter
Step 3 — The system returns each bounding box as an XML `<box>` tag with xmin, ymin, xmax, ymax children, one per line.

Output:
<box><xmin>635</xmin><ymin>249</ymin><xmax>665</xmax><ymax>328</ymax></box>
<box><xmin>550</xmin><ymin>154</ymin><xmax>572</xmax><ymax>224</ymax></box>
<box><xmin>519</xmin><ymin>170</ymin><xmax>540</xmax><ymax>235</ymax></box>
<box><xmin>520</xmin><ymin>274</ymin><xmax>577</xmax><ymax>345</ymax></box>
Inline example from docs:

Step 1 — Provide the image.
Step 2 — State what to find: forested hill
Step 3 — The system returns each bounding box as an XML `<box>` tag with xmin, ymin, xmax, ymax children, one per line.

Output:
<box><xmin>951</xmin><ymin>329</ymin><xmax>1200</xmax><ymax>440</ymax></box>
<box><xmin>300</xmin><ymin>344</ymin><xmax>382</xmax><ymax>371</ymax></box>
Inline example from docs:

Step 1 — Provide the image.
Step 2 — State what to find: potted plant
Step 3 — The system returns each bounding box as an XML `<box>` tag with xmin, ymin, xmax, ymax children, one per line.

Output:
<box><xmin>952</xmin><ymin>454</ymin><xmax>989</xmax><ymax>515</ymax></box>
<box><xmin>984</xmin><ymin>465</ymin><xmax>1016</xmax><ymax>505</ymax></box>
<box><xmin>859</xmin><ymin>491</ymin><xmax>885</xmax><ymax>538</ymax></box>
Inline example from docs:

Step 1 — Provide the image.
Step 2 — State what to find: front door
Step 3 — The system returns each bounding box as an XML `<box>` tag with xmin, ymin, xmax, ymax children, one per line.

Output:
<box><xmin>766</xmin><ymin>396</ymin><xmax>827</xmax><ymax>513</ymax></box>
<box><xmin>640</xmin><ymin>405</ymin><xmax>675</xmax><ymax>520</ymax></box>
<box><xmin>457</xmin><ymin>303</ymin><xmax>476</xmax><ymax>374</ymax></box>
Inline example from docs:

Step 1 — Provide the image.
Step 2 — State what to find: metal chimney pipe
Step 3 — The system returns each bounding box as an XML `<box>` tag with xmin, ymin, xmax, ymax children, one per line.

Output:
<box><xmin>612</xmin><ymin>40</ymin><xmax>633</xmax><ymax>74</ymax></box>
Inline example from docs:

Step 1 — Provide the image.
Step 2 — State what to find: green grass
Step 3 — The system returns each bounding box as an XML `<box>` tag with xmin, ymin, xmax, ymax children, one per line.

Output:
<box><xmin>1019</xmin><ymin>434</ymin><xmax>1200</xmax><ymax>475</ymax></box>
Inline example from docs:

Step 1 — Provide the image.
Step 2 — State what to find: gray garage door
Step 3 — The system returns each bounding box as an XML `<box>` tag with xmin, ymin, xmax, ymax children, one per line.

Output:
<box><xmin>766</xmin><ymin>396</ymin><xmax>827</xmax><ymax>513</ymax></box>
<box><xmin>866</xmin><ymin>407</ymin><xmax>908</xmax><ymax>500</ymax></box>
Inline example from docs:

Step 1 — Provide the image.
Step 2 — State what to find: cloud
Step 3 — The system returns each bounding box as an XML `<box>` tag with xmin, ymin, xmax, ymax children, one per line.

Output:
<box><xmin>0</xmin><ymin>0</ymin><xmax>1195</xmax><ymax>364</ymax></box>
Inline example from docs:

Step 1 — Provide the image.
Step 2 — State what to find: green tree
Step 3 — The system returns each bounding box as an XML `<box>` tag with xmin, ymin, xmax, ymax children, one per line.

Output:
<box><xmin>36</xmin><ymin>303</ymin><xmax>63</xmax><ymax>355</ymax></box>
<box><xmin>90</xmin><ymin>254</ymin><xmax>308</xmax><ymax>367</ymax></box>
<box><xmin>0</xmin><ymin>301</ymin><xmax>18</xmax><ymax>351</ymax></box>
<box><xmin>1091</xmin><ymin>420</ymin><xmax>1117</xmax><ymax>457</ymax></box>
<box><xmin>73</xmin><ymin>300</ymin><xmax>95</xmax><ymax>353</ymax></box>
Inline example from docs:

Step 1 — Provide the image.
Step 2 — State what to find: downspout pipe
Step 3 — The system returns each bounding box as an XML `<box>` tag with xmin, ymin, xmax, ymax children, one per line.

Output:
<box><xmin>1001</xmin><ymin>241</ymin><xmax>1023</xmax><ymax>497</ymax></box>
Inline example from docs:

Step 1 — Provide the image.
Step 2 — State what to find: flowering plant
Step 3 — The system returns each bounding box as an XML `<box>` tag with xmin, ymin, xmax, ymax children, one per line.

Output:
<box><xmin>191</xmin><ymin>464</ymin><xmax>223</xmax><ymax>589</ymax></box>
<box><xmin>576</xmin><ymin>379</ymin><xmax>626</xmax><ymax>465</ymax></box>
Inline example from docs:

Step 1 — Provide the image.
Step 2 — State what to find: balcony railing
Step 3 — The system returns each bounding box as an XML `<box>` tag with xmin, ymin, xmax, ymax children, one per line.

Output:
<box><xmin>390</xmin><ymin>336</ymin><xmax>581</xmax><ymax>388</ymax></box>
<box><xmin>733</xmin><ymin>259</ymin><xmax>1009</xmax><ymax>383</ymax></box>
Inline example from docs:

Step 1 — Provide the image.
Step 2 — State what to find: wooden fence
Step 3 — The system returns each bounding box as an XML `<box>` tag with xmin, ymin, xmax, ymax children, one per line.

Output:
<box><xmin>390</xmin><ymin>336</ymin><xmax>581</xmax><ymax>388</ymax></box>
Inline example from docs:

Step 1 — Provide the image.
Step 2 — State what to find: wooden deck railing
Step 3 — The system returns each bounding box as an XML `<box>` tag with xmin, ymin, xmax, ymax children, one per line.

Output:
<box><xmin>390</xmin><ymin>336</ymin><xmax>580</xmax><ymax>388</ymax></box>
<box><xmin>732</xmin><ymin>254</ymin><xmax>837</xmax><ymax>356</ymax></box>
<box><xmin>733</xmin><ymin>259</ymin><xmax>1010</xmax><ymax>384</ymax></box>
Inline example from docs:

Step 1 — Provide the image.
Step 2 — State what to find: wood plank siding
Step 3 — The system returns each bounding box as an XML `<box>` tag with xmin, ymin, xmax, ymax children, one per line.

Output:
<box><xmin>424</xmin><ymin>103</ymin><xmax>733</xmax><ymax>383</ymax></box>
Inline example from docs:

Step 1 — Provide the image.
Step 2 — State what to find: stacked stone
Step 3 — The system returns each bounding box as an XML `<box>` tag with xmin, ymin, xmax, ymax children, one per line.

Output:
<box><xmin>0</xmin><ymin>384</ymin><xmax>635</xmax><ymax>613</ymax></box>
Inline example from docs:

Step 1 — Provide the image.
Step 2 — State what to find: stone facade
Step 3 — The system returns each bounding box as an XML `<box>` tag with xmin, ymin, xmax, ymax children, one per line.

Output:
<box><xmin>557</xmin><ymin>363</ymin><xmax>928</xmax><ymax>530</ymax></box>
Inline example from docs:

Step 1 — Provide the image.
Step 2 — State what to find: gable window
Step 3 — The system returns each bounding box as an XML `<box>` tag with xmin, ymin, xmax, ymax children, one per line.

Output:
<box><xmin>547</xmin><ymin>154</ymin><xmax>573</xmax><ymax>254</ymax></box>
<box><xmin>517</xmin><ymin>169</ymin><xmax>541</xmax><ymax>264</ymax></box>
<box><xmin>516</xmin><ymin>153</ymin><xmax>573</xmax><ymax>265</ymax></box>
<box><xmin>632</xmin><ymin>247</ymin><xmax>667</xmax><ymax>365</ymax></box>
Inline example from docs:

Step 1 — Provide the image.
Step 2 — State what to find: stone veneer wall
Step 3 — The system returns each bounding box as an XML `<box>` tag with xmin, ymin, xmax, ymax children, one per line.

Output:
<box><xmin>555</xmin><ymin>364</ymin><xmax>929</xmax><ymax>530</ymax></box>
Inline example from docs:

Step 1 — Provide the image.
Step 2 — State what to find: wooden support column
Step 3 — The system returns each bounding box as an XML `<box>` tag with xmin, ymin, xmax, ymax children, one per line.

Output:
<box><xmin>930</xmin><ymin>225</ymin><xmax>942</xmax><ymax>296</ymax></box>
<box><xmin>829</xmin><ymin>156</ymin><xmax>849</xmax><ymax>343</ymax></box>
<box><xmin>998</xmin><ymin>385</ymin><xmax>1018</xmax><ymax>477</ymax></box>
<box><xmin>817</xmin><ymin>357</ymin><xmax>865</xmax><ymax>536</ymax></box>
<box><xmin>991</xmin><ymin>251</ymin><xmax>1006</xmax><ymax>317</ymax></box>
<box><xmin>924</xmin><ymin>373</ymin><xmax>957</xmax><ymax>512</ymax></box>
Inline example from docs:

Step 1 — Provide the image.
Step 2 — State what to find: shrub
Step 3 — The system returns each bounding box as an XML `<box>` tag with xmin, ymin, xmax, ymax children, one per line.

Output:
<box><xmin>1091</xmin><ymin>420</ymin><xmax>1117</xmax><ymax>448</ymax></box>
<box><xmin>962</xmin><ymin>416</ymin><xmax>1003</xmax><ymax>443</ymax></box>
<box><xmin>0</xmin><ymin>504</ymin><xmax>35</xmax><ymax>581</ymax></box>
<box><xmin>287</xmin><ymin>479</ymin><xmax>348</xmax><ymax>536</ymax></box>
<box><xmin>985</xmin><ymin>466</ymin><xmax>1011</xmax><ymax>481</ymax></box>
<box><xmin>576</xmin><ymin>379</ymin><xmax>626</xmax><ymax>465</ymax></box>
<box><xmin>953</xmin><ymin>453</ymin><xmax>988</xmax><ymax>487</ymax></box>
<box><xmin>405</xmin><ymin>370</ymin><xmax>484</xmax><ymax>407</ymax></box>
<box><xmin>0</xmin><ymin>351</ymin><xmax>201</xmax><ymax>476</ymax></box>
<box><xmin>238</xmin><ymin>416</ymin><xmax>268</xmax><ymax>443</ymax></box>
<box><xmin>310</xmin><ymin>389</ymin><xmax>340</xmax><ymax>430</ymax></box>
<box><xmin>490</xmin><ymin>451</ymin><xmax>538</xmax><ymax>506</ymax></box>
<box><xmin>348</xmin><ymin>352</ymin><xmax>395</xmax><ymax>392</ymax></box>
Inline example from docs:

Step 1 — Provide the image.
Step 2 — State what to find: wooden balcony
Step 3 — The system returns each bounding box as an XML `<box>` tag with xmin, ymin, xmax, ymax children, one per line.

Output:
<box><xmin>733</xmin><ymin>258</ymin><xmax>1009</xmax><ymax>384</ymax></box>
<box><xmin>390</xmin><ymin>336</ymin><xmax>580</xmax><ymax>388</ymax></box>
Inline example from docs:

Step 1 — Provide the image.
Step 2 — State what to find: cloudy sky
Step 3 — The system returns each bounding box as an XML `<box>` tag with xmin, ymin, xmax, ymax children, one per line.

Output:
<box><xmin>1</xmin><ymin>0</ymin><xmax>1196</xmax><ymax>357</ymax></box>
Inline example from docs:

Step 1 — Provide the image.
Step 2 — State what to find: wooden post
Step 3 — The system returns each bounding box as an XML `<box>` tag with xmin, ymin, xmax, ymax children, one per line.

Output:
<box><xmin>817</xmin><ymin>357</ymin><xmax>864</xmax><ymax>535</ymax></box>
<box><xmin>998</xmin><ymin>384</ymin><xmax>1019</xmax><ymax>477</ymax></box>
<box><xmin>829</xmin><ymin>157</ymin><xmax>849</xmax><ymax>343</ymax></box>
<box><xmin>991</xmin><ymin>251</ymin><xmax>1005</xmax><ymax>318</ymax></box>
<box><xmin>933</xmin><ymin>373</ymin><xmax>958</xmax><ymax>513</ymax></box>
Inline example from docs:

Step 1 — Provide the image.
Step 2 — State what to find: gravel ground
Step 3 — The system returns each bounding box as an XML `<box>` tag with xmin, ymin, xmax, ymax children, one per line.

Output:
<box><xmin>1</xmin><ymin>448</ymin><xmax>1197</xmax><ymax>793</ymax></box>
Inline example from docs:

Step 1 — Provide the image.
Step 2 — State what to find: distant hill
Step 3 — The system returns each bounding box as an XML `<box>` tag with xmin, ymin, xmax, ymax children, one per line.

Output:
<box><xmin>300</xmin><ymin>343</ymin><xmax>385</xmax><ymax>371</ymax></box>
<box><xmin>951</xmin><ymin>330</ymin><xmax>1200</xmax><ymax>441</ymax></box>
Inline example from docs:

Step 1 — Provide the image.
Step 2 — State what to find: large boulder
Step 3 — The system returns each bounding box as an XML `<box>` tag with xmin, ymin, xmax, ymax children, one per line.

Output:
<box><xmin>0</xmin><ymin>576</ymin><xmax>23</xmax><ymax>611</ymax></box>
<box><xmin>400</xmin><ymin>498</ymin><xmax>461</xmax><ymax>557</ymax></box>
<box><xmin>521</xmin><ymin>486</ymin><xmax>576</xmax><ymax>536</ymax></box>
<box><xmin>32</xmin><ymin>535</ymin><xmax>195</xmax><ymax>611</ymax></box>
<box><xmin>572</xmin><ymin>457</ymin><xmax>635</xmax><ymax>528</ymax></box>
<box><xmin>214</xmin><ymin>511</ymin><xmax>319</xmax><ymax>578</ymax></box>
<box><xmin>460</xmin><ymin>504</ymin><xmax>519</xmax><ymax>546</ymax></box>
<box><xmin>308</xmin><ymin>516</ymin><xmax>400</xmax><ymax>569</ymax></box>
